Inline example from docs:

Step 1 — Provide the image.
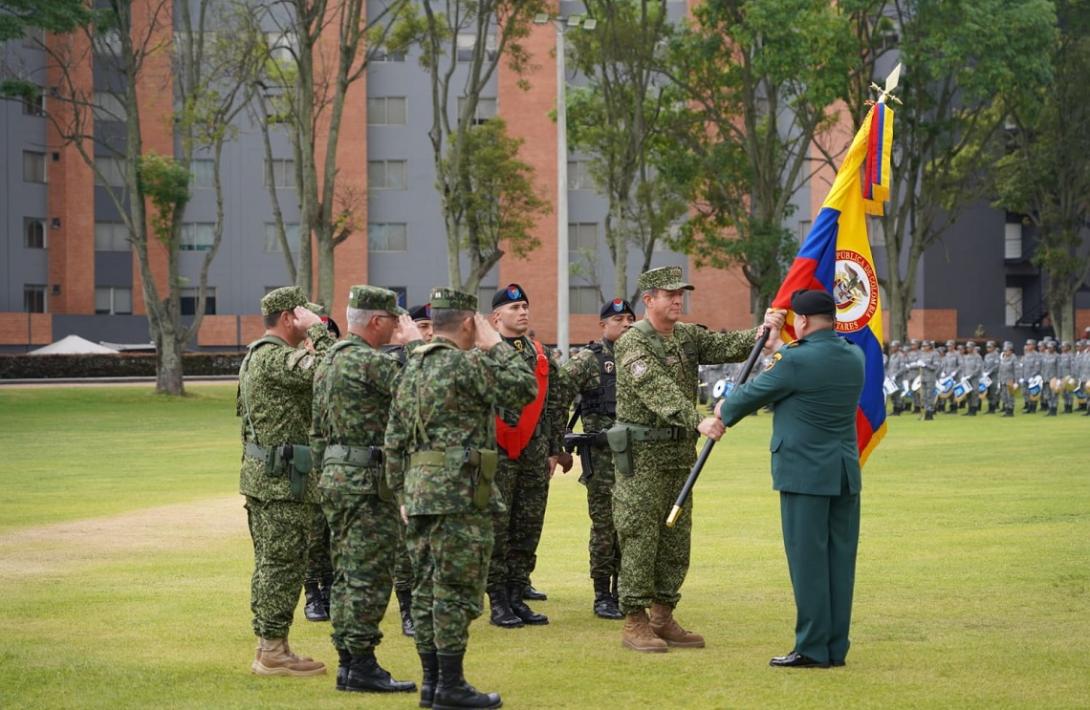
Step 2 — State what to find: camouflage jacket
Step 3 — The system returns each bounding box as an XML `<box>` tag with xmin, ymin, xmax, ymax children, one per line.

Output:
<box><xmin>961</xmin><ymin>352</ymin><xmax>983</xmax><ymax>379</ymax></box>
<box><xmin>615</xmin><ymin>320</ymin><xmax>757</xmax><ymax>432</ymax></box>
<box><xmin>495</xmin><ymin>335</ymin><xmax>567</xmax><ymax>458</ymax></box>
<box><xmin>311</xmin><ymin>334</ymin><xmax>418</xmax><ymax>496</ymax></box>
<box><xmin>560</xmin><ymin>338</ymin><xmax>617</xmax><ymax>436</ymax></box>
<box><xmin>1020</xmin><ymin>351</ymin><xmax>1042</xmax><ymax>379</ymax></box>
<box><xmin>237</xmin><ymin>323</ymin><xmax>333</xmax><ymax>502</ymax></box>
<box><xmin>385</xmin><ymin>337</ymin><xmax>537</xmax><ymax>515</ymax></box>
<box><xmin>1040</xmin><ymin>352</ymin><xmax>1058</xmax><ymax>380</ymax></box>
<box><xmin>983</xmin><ymin>350</ymin><xmax>1000</xmax><ymax>376</ymax></box>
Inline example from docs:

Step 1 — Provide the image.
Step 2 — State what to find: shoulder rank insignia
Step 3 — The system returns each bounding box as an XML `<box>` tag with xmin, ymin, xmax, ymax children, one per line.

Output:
<box><xmin>629</xmin><ymin>359</ymin><xmax>649</xmax><ymax>379</ymax></box>
<box><xmin>765</xmin><ymin>352</ymin><xmax>783</xmax><ymax>371</ymax></box>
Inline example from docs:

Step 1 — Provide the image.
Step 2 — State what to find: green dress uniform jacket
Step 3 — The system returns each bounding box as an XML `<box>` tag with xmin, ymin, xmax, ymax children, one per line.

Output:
<box><xmin>718</xmin><ymin>328</ymin><xmax>865</xmax><ymax>665</ymax></box>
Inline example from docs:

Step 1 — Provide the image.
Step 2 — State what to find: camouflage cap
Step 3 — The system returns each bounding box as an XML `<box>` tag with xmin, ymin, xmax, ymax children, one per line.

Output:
<box><xmin>305</xmin><ymin>302</ymin><xmax>326</xmax><ymax>316</ymax></box>
<box><xmin>348</xmin><ymin>285</ymin><xmax>407</xmax><ymax>315</ymax></box>
<box><xmin>637</xmin><ymin>265</ymin><xmax>694</xmax><ymax>292</ymax></box>
<box><xmin>429</xmin><ymin>287</ymin><xmax>477</xmax><ymax>311</ymax></box>
<box><xmin>261</xmin><ymin>286</ymin><xmax>308</xmax><ymax>315</ymax></box>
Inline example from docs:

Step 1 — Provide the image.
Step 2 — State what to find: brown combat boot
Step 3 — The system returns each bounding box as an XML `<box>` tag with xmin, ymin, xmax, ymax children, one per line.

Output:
<box><xmin>621</xmin><ymin>609</ymin><xmax>668</xmax><ymax>653</ymax></box>
<box><xmin>649</xmin><ymin>603</ymin><xmax>705</xmax><ymax>648</ymax></box>
<box><xmin>251</xmin><ymin>637</ymin><xmax>327</xmax><ymax>676</ymax></box>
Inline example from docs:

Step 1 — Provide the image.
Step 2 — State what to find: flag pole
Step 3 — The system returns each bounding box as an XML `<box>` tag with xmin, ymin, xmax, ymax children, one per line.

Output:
<box><xmin>666</xmin><ymin>329</ymin><xmax>770</xmax><ymax>528</ymax></box>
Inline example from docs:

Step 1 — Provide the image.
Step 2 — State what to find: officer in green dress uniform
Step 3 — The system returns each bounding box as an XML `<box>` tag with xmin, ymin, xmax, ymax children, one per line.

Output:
<box><xmin>716</xmin><ymin>289</ymin><xmax>865</xmax><ymax>669</ymax></box>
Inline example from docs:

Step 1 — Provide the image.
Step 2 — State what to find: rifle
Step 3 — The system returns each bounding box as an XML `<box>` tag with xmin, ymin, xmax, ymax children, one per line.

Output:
<box><xmin>666</xmin><ymin>330</ymin><xmax>770</xmax><ymax>528</ymax></box>
<box><xmin>564</xmin><ymin>402</ymin><xmax>605</xmax><ymax>484</ymax></box>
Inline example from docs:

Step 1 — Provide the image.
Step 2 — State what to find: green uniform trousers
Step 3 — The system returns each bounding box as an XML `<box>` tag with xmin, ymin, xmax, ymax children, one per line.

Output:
<box><xmin>394</xmin><ymin>523</ymin><xmax>413</xmax><ymax>592</ymax></box>
<box><xmin>245</xmin><ymin>496</ymin><xmax>309</xmax><ymax>639</ymax></box>
<box><xmin>321</xmin><ymin>488</ymin><xmax>398</xmax><ymax>655</ymax></box>
<box><xmin>305</xmin><ymin>503</ymin><xmax>332</xmax><ymax>584</ymax></box>
<box><xmin>488</xmin><ymin>444</ymin><xmax>550</xmax><ymax>588</ymax></box>
<box><xmin>408</xmin><ymin>513</ymin><xmax>493</xmax><ymax>654</ymax></box>
<box><xmin>779</xmin><ymin>473</ymin><xmax>860</xmax><ymax>665</ymax></box>
<box><xmin>612</xmin><ymin>446</ymin><xmax>692</xmax><ymax>614</ymax></box>
<box><xmin>585</xmin><ymin>448</ymin><xmax>620</xmax><ymax>580</ymax></box>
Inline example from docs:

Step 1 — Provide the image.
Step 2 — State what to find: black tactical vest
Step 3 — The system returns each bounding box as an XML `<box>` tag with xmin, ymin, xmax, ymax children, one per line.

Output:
<box><xmin>580</xmin><ymin>341</ymin><xmax>616</xmax><ymax>416</ymax></box>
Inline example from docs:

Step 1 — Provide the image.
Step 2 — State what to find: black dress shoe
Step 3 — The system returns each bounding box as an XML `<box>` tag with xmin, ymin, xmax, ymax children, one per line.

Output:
<box><xmin>769</xmin><ymin>652</ymin><xmax>830</xmax><ymax>668</ymax></box>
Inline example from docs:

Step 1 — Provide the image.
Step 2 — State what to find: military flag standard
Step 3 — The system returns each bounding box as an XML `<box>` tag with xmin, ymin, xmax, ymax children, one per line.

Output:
<box><xmin>771</xmin><ymin>102</ymin><xmax>893</xmax><ymax>466</ymax></box>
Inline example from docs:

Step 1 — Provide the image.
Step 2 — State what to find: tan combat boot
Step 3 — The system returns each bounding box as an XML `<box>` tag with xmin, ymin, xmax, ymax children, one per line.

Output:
<box><xmin>649</xmin><ymin>602</ymin><xmax>705</xmax><ymax>648</ymax></box>
<box><xmin>621</xmin><ymin>609</ymin><xmax>668</xmax><ymax>653</ymax></box>
<box><xmin>251</xmin><ymin>637</ymin><xmax>327</xmax><ymax>676</ymax></box>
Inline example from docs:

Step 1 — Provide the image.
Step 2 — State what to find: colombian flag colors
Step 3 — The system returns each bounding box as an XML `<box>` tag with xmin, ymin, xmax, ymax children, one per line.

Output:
<box><xmin>771</xmin><ymin>103</ymin><xmax>893</xmax><ymax>466</ymax></box>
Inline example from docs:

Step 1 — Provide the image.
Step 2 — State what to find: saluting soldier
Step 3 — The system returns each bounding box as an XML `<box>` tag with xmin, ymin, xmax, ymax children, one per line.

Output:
<box><xmin>1020</xmin><ymin>339</ymin><xmax>1042</xmax><ymax>413</ymax></box>
<box><xmin>611</xmin><ymin>266</ymin><xmax>783</xmax><ymax>653</ymax></box>
<box><xmin>887</xmin><ymin>341</ymin><xmax>906</xmax><ymax>415</ymax></box>
<box><xmin>717</xmin><ymin>289</ymin><xmax>865</xmax><ymax>669</ymax></box>
<box><xmin>238</xmin><ymin>286</ymin><xmax>332</xmax><ymax>677</ymax></box>
<box><xmin>559</xmin><ymin>298</ymin><xmax>636</xmax><ymax>620</ymax></box>
<box><xmin>998</xmin><ymin>341</ymin><xmax>1018</xmax><ymax>417</ymax></box>
<box><xmin>982</xmin><ymin>341</ymin><xmax>1000</xmax><ymax>414</ymax></box>
<box><xmin>385</xmin><ymin>288</ymin><xmax>537</xmax><ymax>710</ymax></box>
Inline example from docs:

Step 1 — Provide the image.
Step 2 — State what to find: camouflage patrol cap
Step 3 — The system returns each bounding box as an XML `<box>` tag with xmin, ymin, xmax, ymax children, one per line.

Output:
<box><xmin>1003</xmin><ymin>341</ymin><xmax>1014</xmax><ymax>351</ymax></box>
<box><xmin>1026</xmin><ymin>338</ymin><xmax>1037</xmax><ymax>346</ymax></box>
<box><xmin>890</xmin><ymin>340</ymin><xmax>901</xmax><ymax>348</ymax></box>
<box><xmin>429</xmin><ymin>287</ymin><xmax>477</xmax><ymax>311</ymax></box>
<box><xmin>1062</xmin><ymin>341</ymin><xmax>1072</xmax><ymax>349</ymax></box>
<box><xmin>637</xmin><ymin>265</ymin><xmax>694</xmax><ymax>292</ymax></box>
<box><xmin>986</xmin><ymin>340</ymin><xmax>996</xmax><ymax>348</ymax></box>
<box><xmin>946</xmin><ymin>339</ymin><xmax>956</xmax><ymax>347</ymax></box>
<box><xmin>261</xmin><ymin>286</ymin><xmax>308</xmax><ymax>315</ymax></box>
<box><xmin>305</xmin><ymin>302</ymin><xmax>326</xmax><ymax>316</ymax></box>
<box><xmin>348</xmin><ymin>285</ymin><xmax>407</xmax><ymax>315</ymax></box>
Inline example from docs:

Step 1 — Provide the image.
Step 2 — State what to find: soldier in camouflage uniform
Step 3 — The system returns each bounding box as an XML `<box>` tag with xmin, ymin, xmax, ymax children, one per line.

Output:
<box><xmin>915</xmin><ymin>340</ymin><xmax>941</xmax><ymax>420</ymax></box>
<box><xmin>1058</xmin><ymin>341</ymin><xmax>1075</xmax><ymax>413</ymax></box>
<box><xmin>610</xmin><ymin>266</ymin><xmax>783</xmax><ymax>653</ymax></box>
<box><xmin>1020</xmin><ymin>339</ymin><xmax>1042</xmax><ymax>413</ymax></box>
<box><xmin>961</xmin><ymin>342</ymin><xmax>983</xmax><ymax>415</ymax></box>
<box><xmin>998</xmin><ymin>341</ymin><xmax>1018</xmax><ymax>416</ymax></box>
<box><xmin>886</xmin><ymin>341</ymin><xmax>906</xmax><ymax>415</ymax></box>
<box><xmin>385</xmin><ymin>288</ymin><xmax>537</xmax><ymax>710</ymax></box>
<box><xmin>303</xmin><ymin>302</ymin><xmax>337</xmax><ymax>623</ymax></box>
<box><xmin>982</xmin><ymin>341</ymin><xmax>1000</xmax><ymax>414</ymax></box>
<box><xmin>1040</xmin><ymin>340</ymin><xmax>1059</xmax><ymax>416</ymax></box>
<box><xmin>559</xmin><ymin>298</ymin><xmax>636</xmax><ymax>620</ymax></box>
<box><xmin>238</xmin><ymin>286</ymin><xmax>331</xmax><ymax>677</ymax></box>
<box><xmin>940</xmin><ymin>341</ymin><xmax>960</xmax><ymax>413</ymax></box>
<box><xmin>485</xmin><ymin>284</ymin><xmax>570</xmax><ymax>628</ymax></box>
<box><xmin>311</xmin><ymin>286</ymin><xmax>419</xmax><ymax>694</ymax></box>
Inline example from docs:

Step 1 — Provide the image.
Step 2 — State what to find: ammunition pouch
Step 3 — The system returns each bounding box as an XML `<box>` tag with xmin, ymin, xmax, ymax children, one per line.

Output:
<box><xmin>246</xmin><ymin>442</ymin><xmax>312</xmax><ymax>501</ymax></box>
<box><xmin>605</xmin><ymin>425</ymin><xmax>634</xmax><ymax>477</ymax></box>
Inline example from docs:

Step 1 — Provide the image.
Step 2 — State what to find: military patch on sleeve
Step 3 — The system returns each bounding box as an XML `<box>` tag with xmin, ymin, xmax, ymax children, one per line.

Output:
<box><xmin>765</xmin><ymin>352</ymin><xmax>783</xmax><ymax>371</ymax></box>
<box><xmin>629</xmin><ymin>359</ymin><xmax>649</xmax><ymax>379</ymax></box>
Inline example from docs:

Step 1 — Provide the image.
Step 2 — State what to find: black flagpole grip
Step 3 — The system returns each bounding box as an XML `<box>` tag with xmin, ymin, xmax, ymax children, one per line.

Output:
<box><xmin>666</xmin><ymin>328</ymin><xmax>771</xmax><ymax>528</ymax></box>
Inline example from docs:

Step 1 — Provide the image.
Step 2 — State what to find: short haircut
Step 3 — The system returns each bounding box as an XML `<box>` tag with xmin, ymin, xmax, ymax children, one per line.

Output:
<box><xmin>432</xmin><ymin>308</ymin><xmax>474</xmax><ymax>332</ymax></box>
<box><xmin>263</xmin><ymin>312</ymin><xmax>283</xmax><ymax>328</ymax></box>
<box><xmin>346</xmin><ymin>307</ymin><xmax>382</xmax><ymax>328</ymax></box>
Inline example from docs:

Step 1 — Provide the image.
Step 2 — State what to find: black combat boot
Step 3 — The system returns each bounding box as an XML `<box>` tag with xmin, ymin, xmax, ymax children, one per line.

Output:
<box><xmin>987</xmin><ymin>401</ymin><xmax>996</xmax><ymax>414</ymax></box>
<box><xmin>433</xmin><ymin>651</ymin><xmax>501</xmax><ymax>710</ymax></box>
<box><xmin>1048</xmin><ymin>405</ymin><xmax>1058</xmax><ymax>416</ymax></box>
<box><xmin>522</xmin><ymin>584</ymin><xmax>547</xmax><ymax>601</ymax></box>
<box><xmin>304</xmin><ymin>581</ymin><xmax>329</xmax><ymax>622</ymax></box>
<box><xmin>487</xmin><ymin>587</ymin><xmax>523</xmax><ymax>629</ymax></box>
<box><xmin>343</xmin><ymin>648</ymin><xmax>417</xmax><ymax>693</ymax></box>
<box><xmin>964</xmin><ymin>405</ymin><xmax>976</xmax><ymax>416</ymax></box>
<box><xmin>320</xmin><ymin>574</ymin><xmax>333</xmax><ymax>617</ymax></box>
<box><xmin>419</xmin><ymin>650</ymin><xmax>439</xmax><ymax>708</ymax></box>
<box><xmin>396</xmin><ymin>587</ymin><xmax>415</xmax><ymax>637</ymax></box>
<box><xmin>924</xmin><ymin>409</ymin><xmax>934</xmax><ymax>421</ymax></box>
<box><xmin>1064</xmin><ymin>402</ymin><xmax>1073</xmax><ymax>414</ymax></box>
<box><xmin>336</xmin><ymin>647</ymin><xmax>351</xmax><ymax>691</ymax></box>
<box><xmin>592</xmin><ymin>577</ymin><xmax>623</xmax><ymax>620</ymax></box>
<box><xmin>508</xmin><ymin>583</ymin><xmax>548</xmax><ymax>625</ymax></box>
<box><xmin>1003</xmin><ymin>407</ymin><xmax>1014</xmax><ymax>417</ymax></box>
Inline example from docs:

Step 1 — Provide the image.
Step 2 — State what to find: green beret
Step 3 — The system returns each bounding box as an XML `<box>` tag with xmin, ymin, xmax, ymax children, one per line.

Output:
<box><xmin>637</xmin><ymin>266</ymin><xmax>693</xmax><ymax>292</ymax></box>
<box><xmin>348</xmin><ymin>285</ymin><xmax>407</xmax><ymax>315</ymax></box>
<box><xmin>261</xmin><ymin>286</ymin><xmax>308</xmax><ymax>315</ymax></box>
<box><xmin>429</xmin><ymin>287</ymin><xmax>477</xmax><ymax>311</ymax></box>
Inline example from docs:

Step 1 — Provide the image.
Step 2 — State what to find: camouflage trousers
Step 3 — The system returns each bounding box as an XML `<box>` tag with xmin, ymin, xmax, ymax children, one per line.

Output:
<box><xmin>394</xmin><ymin>523</ymin><xmax>413</xmax><ymax>592</ymax></box>
<box><xmin>488</xmin><ymin>438</ymin><xmax>550</xmax><ymax>588</ymax></box>
<box><xmin>1000</xmin><ymin>382</ymin><xmax>1015</xmax><ymax>410</ymax></box>
<box><xmin>612</xmin><ymin>441</ymin><xmax>694</xmax><ymax>615</ymax></box>
<box><xmin>585</xmin><ymin>446</ymin><xmax>620</xmax><ymax>581</ymax></box>
<box><xmin>305</xmin><ymin>503</ymin><xmax>332</xmax><ymax>584</ymax></box>
<box><xmin>320</xmin><ymin>488</ymin><xmax>398</xmax><ymax>655</ymax></box>
<box><xmin>408</xmin><ymin>512</ymin><xmax>493</xmax><ymax>654</ymax></box>
<box><xmin>917</xmin><ymin>375</ymin><xmax>937</xmax><ymax>410</ymax></box>
<box><xmin>245</xmin><ymin>496</ymin><xmax>309</xmax><ymax>639</ymax></box>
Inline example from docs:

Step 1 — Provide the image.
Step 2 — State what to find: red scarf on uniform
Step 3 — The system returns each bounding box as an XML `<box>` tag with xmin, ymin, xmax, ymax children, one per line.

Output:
<box><xmin>495</xmin><ymin>339</ymin><xmax>549</xmax><ymax>460</ymax></box>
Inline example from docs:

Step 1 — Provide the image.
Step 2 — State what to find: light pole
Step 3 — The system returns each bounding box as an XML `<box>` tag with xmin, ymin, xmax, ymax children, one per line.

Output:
<box><xmin>534</xmin><ymin>13</ymin><xmax>595</xmax><ymax>360</ymax></box>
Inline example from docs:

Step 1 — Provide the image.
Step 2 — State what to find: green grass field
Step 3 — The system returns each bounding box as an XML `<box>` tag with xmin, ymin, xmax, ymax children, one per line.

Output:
<box><xmin>1</xmin><ymin>385</ymin><xmax>1088</xmax><ymax>709</ymax></box>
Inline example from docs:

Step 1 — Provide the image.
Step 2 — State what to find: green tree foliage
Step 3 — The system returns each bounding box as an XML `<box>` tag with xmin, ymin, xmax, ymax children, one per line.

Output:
<box><xmin>661</xmin><ymin>0</ymin><xmax>854</xmax><ymax>318</ymax></box>
<box><xmin>0</xmin><ymin>0</ymin><xmax>88</xmax><ymax>42</ymax></box>
<box><xmin>992</xmin><ymin>0</ymin><xmax>1090</xmax><ymax>343</ymax></box>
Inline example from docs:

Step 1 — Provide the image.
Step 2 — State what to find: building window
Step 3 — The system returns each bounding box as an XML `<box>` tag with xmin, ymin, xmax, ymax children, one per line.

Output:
<box><xmin>92</xmin><ymin>91</ymin><xmax>125</xmax><ymax>123</ymax></box>
<box><xmin>23</xmin><ymin>151</ymin><xmax>46</xmax><ymax>183</ymax></box>
<box><xmin>456</xmin><ymin>33</ymin><xmax>497</xmax><ymax>62</ymax></box>
<box><xmin>368</xmin><ymin>223</ymin><xmax>408</xmax><ymax>252</ymax></box>
<box><xmin>94</xmin><ymin>156</ymin><xmax>128</xmax><ymax>187</ymax></box>
<box><xmin>568</xmin><ymin>222</ymin><xmax>598</xmax><ymax>251</ymax></box>
<box><xmin>190</xmin><ymin>159</ymin><xmax>215</xmax><ymax>188</ymax></box>
<box><xmin>180</xmin><ymin>287</ymin><xmax>216</xmax><ymax>315</ymax></box>
<box><xmin>457</xmin><ymin>97</ymin><xmax>497</xmax><ymax>126</ymax></box>
<box><xmin>92</xmin><ymin>28</ymin><xmax>121</xmax><ymax>56</ymax></box>
<box><xmin>368</xmin><ymin>97</ymin><xmax>407</xmax><ymax>125</ymax></box>
<box><xmin>264</xmin><ymin>159</ymin><xmax>295</xmax><ymax>188</ymax></box>
<box><xmin>1005</xmin><ymin>286</ymin><xmax>1023</xmax><ymax>327</ymax></box>
<box><xmin>567</xmin><ymin>160</ymin><xmax>593</xmax><ymax>191</ymax></box>
<box><xmin>265</xmin><ymin>31</ymin><xmax>298</xmax><ymax>64</ymax></box>
<box><xmin>94</xmin><ymin>286</ymin><xmax>133</xmax><ymax>315</ymax></box>
<box><xmin>24</xmin><ymin>285</ymin><xmax>47</xmax><ymax>313</ymax></box>
<box><xmin>1004</xmin><ymin>222</ymin><xmax>1023</xmax><ymax>260</ymax></box>
<box><xmin>180</xmin><ymin>223</ymin><xmax>215</xmax><ymax>251</ymax></box>
<box><xmin>570</xmin><ymin>286</ymin><xmax>602</xmax><ymax>315</ymax></box>
<box><xmin>379</xmin><ymin>286</ymin><xmax>407</xmax><ymax>308</ymax></box>
<box><xmin>22</xmin><ymin>87</ymin><xmax>45</xmax><ymax>116</ymax></box>
<box><xmin>24</xmin><ymin>218</ymin><xmax>46</xmax><ymax>249</ymax></box>
<box><xmin>94</xmin><ymin>222</ymin><xmax>131</xmax><ymax>252</ymax></box>
<box><xmin>368</xmin><ymin>160</ymin><xmax>407</xmax><ymax>190</ymax></box>
<box><xmin>264</xmin><ymin>223</ymin><xmax>300</xmax><ymax>253</ymax></box>
<box><xmin>372</xmin><ymin>46</ymin><xmax>406</xmax><ymax>62</ymax></box>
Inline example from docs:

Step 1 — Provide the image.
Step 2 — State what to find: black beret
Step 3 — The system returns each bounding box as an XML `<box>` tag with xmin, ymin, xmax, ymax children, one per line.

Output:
<box><xmin>408</xmin><ymin>304</ymin><xmax>431</xmax><ymax>322</ymax></box>
<box><xmin>492</xmin><ymin>283</ymin><xmax>529</xmax><ymax>309</ymax></box>
<box><xmin>790</xmin><ymin>289</ymin><xmax>836</xmax><ymax>317</ymax></box>
<box><xmin>600</xmin><ymin>298</ymin><xmax>635</xmax><ymax>319</ymax></box>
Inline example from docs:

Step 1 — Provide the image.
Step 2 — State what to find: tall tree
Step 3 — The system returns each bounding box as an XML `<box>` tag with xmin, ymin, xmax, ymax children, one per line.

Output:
<box><xmin>661</xmin><ymin>0</ymin><xmax>855</xmax><ymax>319</ymax></box>
<box><xmin>992</xmin><ymin>0</ymin><xmax>1089</xmax><ymax>343</ymax></box>
<box><xmin>400</xmin><ymin>0</ymin><xmax>547</xmax><ymax>292</ymax></box>
<box><xmin>566</xmin><ymin>0</ymin><xmax>686</xmax><ymax>303</ymax></box>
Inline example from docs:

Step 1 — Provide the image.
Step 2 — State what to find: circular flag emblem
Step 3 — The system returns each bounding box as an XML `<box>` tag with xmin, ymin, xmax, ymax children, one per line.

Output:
<box><xmin>833</xmin><ymin>249</ymin><xmax>879</xmax><ymax>333</ymax></box>
<box><xmin>611</xmin><ymin>298</ymin><xmax>624</xmax><ymax>312</ymax></box>
<box><xmin>506</xmin><ymin>285</ymin><xmax>522</xmax><ymax>300</ymax></box>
